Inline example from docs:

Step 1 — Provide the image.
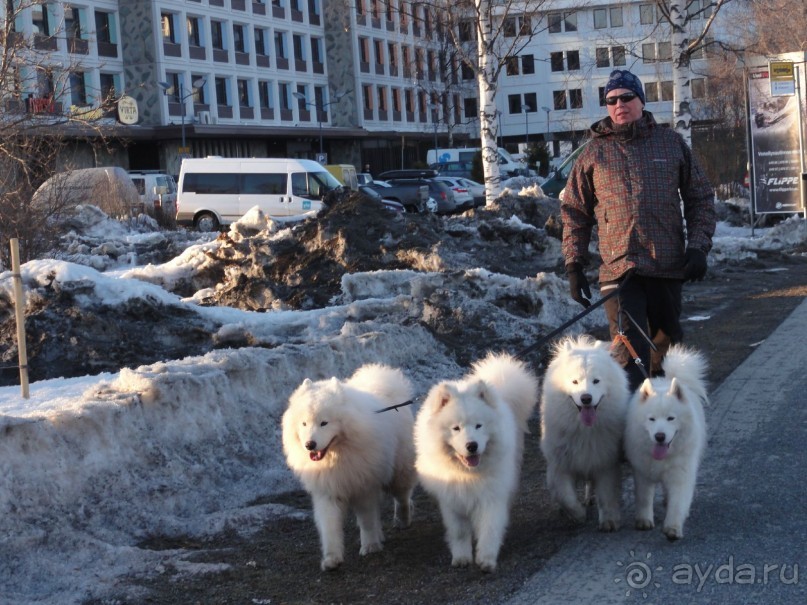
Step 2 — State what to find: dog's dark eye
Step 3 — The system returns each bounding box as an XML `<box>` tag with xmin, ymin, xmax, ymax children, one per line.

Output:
<box><xmin>572</xmin><ymin>379</ymin><xmax>578</xmax><ymax>385</ymax></box>
<box><xmin>649</xmin><ymin>417</ymin><xmax>656</xmax><ymax>422</ymax></box>
<box><xmin>302</xmin><ymin>421</ymin><xmax>307</xmax><ymax>427</ymax></box>
<box><xmin>320</xmin><ymin>421</ymin><xmax>328</xmax><ymax>427</ymax></box>
<box><xmin>667</xmin><ymin>416</ymin><xmax>675</xmax><ymax>421</ymax></box>
<box><xmin>452</xmin><ymin>426</ymin><xmax>460</xmax><ymax>432</ymax></box>
<box><xmin>476</xmin><ymin>424</ymin><xmax>482</xmax><ymax>429</ymax></box>
<box><xmin>593</xmin><ymin>379</ymin><xmax>600</xmax><ymax>384</ymax></box>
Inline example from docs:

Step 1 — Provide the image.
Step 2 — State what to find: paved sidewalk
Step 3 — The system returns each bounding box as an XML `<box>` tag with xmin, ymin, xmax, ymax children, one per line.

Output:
<box><xmin>506</xmin><ymin>298</ymin><xmax>807</xmax><ymax>605</ymax></box>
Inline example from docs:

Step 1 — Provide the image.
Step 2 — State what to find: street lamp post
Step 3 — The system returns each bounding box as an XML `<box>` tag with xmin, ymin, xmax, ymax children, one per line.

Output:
<box><xmin>428</xmin><ymin>102</ymin><xmax>439</xmax><ymax>163</ymax></box>
<box><xmin>160</xmin><ymin>78</ymin><xmax>205</xmax><ymax>154</ymax></box>
<box><xmin>293</xmin><ymin>91</ymin><xmax>350</xmax><ymax>160</ymax></box>
<box><xmin>521</xmin><ymin>103</ymin><xmax>531</xmax><ymax>148</ymax></box>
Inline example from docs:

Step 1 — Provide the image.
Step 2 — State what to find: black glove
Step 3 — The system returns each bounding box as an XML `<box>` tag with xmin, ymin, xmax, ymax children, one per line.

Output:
<box><xmin>566</xmin><ymin>263</ymin><xmax>592</xmax><ymax>308</ymax></box>
<box><xmin>683</xmin><ymin>249</ymin><xmax>708</xmax><ymax>282</ymax></box>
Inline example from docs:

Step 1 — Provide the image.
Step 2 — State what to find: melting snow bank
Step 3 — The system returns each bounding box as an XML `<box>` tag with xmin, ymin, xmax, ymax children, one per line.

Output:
<box><xmin>0</xmin><ymin>266</ymin><xmax>605</xmax><ymax>604</ymax></box>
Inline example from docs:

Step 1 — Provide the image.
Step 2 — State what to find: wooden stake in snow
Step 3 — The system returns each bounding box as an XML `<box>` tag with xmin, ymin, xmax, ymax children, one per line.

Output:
<box><xmin>10</xmin><ymin>238</ymin><xmax>29</xmax><ymax>398</ymax></box>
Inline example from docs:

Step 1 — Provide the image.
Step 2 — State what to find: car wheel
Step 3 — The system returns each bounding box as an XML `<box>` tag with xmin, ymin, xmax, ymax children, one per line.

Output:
<box><xmin>426</xmin><ymin>198</ymin><xmax>438</xmax><ymax>213</ymax></box>
<box><xmin>195</xmin><ymin>211</ymin><xmax>220</xmax><ymax>232</ymax></box>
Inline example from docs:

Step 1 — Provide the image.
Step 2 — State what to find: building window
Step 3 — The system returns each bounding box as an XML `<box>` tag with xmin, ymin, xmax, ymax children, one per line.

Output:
<box><xmin>255</xmin><ymin>28</ymin><xmax>268</xmax><ymax>55</ymax></box>
<box><xmin>593</xmin><ymin>8</ymin><xmax>607</xmax><ymax>29</ymax></box>
<box><xmin>691</xmin><ymin>78</ymin><xmax>706</xmax><ymax>98</ymax></box>
<box><xmin>238</xmin><ymin>79</ymin><xmax>250</xmax><ymax>106</ymax></box>
<box><xmin>567</xmin><ymin>50</ymin><xmax>580</xmax><ymax>70</ymax></box>
<box><xmin>507</xmin><ymin>94</ymin><xmax>521</xmax><ymax>114</ymax></box>
<box><xmin>596</xmin><ymin>47</ymin><xmax>610</xmax><ymax>68</ymax></box>
<box><xmin>211</xmin><ymin>20</ymin><xmax>224</xmax><ymax>49</ymax></box>
<box><xmin>661</xmin><ymin>80</ymin><xmax>674</xmax><ymax>101</ymax></box>
<box><xmin>99</xmin><ymin>73</ymin><xmax>117</xmax><ymax>101</ymax></box>
<box><xmin>95</xmin><ymin>11</ymin><xmax>112</xmax><ymax>44</ymax></box>
<box><xmin>69</xmin><ymin>71</ymin><xmax>87</xmax><ymax>105</ymax></box>
<box><xmin>187</xmin><ymin>16</ymin><xmax>201</xmax><ymax>46</ymax></box>
<box><xmin>658</xmin><ymin>41</ymin><xmax>672</xmax><ymax>62</ymax></box>
<box><xmin>522</xmin><ymin>54</ymin><xmax>535</xmax><ymax>74</ymax></box>
<box><xmin>259</xmin><ymin>81</ymin><xmax>272</xmax><ymax>108</ymax></box>
<box><xmin>548</xmin><ymin>12</ymin><xmax>576</xmax><ymax>33</ymax></box>
<box><xmin>550</xmin><ymin>52</ymin><xmax>564</xmax><ymax>72</ymax></box>
<box><xmin>362</xmin><ymin>84</ymin><xmax>373</xmax><ymax>112</ymax></box>
<box><xmin>233</xmin><ymin>24</ymin><xmax>246</xmax><ymax>53</ymax></box>
<box><xmin>610</xmin><ymin>7</ymin><xmax>623</xmax><ymax>27</ymax></box>
<box><xmin>642</xmin><ymin>43</ymin><xmax>656</xmax><ymax>63</ymax></box>
<box><xmin>311</xmin><ymin>37</ymin><xmax>323</xmax><ymax>63</ymax></box>
<box><xmin>613</xmin><ymin>46</ymin><xmax>626</xmax><ymax>66</ymax></box>
<box><xmin>275</xmin><ymin>31</ymin><xmax>287</xmax><ymax>58</ymax></box>
<box><xmin>463</xmin><ymin>97</ymin><xmax>477</xmax><ymax>119</ymax></box>
<box><xmin>378</xmin><ymin>86</ymin><xmax>387</xmax><ymax>112</ymax></box>
<box><xmin>645</xmin><ymin>82</ymin><xmax>658</xmax><ymax>102</ymax></box>
<box><xmin>215</xmin><ymin>77</ymin><xmax>229</xmax><ymax>106</ymax></box>
<box><xmin>459</xmin><ymin>19</ymin><xmax>475</xmax><ymax>42</ymax></box>
<box><xmin>359</xmin><ymin>37</ymin><xmax>370</xmax><ymax>64</ymax></box>
<box><xmin>506</xmin><ymin>56</ymin><xmax>519</xmax><ymax>76</ymax></box>
<box><xmin>553</xmin><ymin>90</ymin><xmax>567</xmax><ymax>110</ymax></box>
<box><xmin>639</xmin><ymin>3</ymin><xmax>657</xmax><ymax>25</ymax></box>
<box><xmin>293</xmin><ymin>34</ymin><xmax>305</xmax><ymax>61</ymax></box>
<box><xmin>161</xmin><ymin>13</ymin><xmax>176</xmax><ymax>43</ymax></box>
<box><xmin>392</xmin><ymin>88</ymin><xmax>401</xmax><ymax>112</ymax></box>
<box><xmin>374</xmin><ymin>39</ymin><xmax>384</xmax><ymax>65</ymax></box>
<box><xmin>569</xmin><ymin>89</ymin><xmax>583</xmax><ymax>109</ymax></box>
<box><xmin>524</xmin><ymin>92</ymin><xmax>537</xmax><ymax>112</ymax></box>
<box><xmin>66</xmin><ymin>6</ymin><xmax>82</xmax><ymax>39</ymax></box>
<box><xmin>32</xmin><ymin>4</ymin><xmax>51</xmax><ymax>36</ymax></box>
<box><xmin>279</xmin><ymin>83</ymin><xmax>291</xmax><ymax>110</ymax></box>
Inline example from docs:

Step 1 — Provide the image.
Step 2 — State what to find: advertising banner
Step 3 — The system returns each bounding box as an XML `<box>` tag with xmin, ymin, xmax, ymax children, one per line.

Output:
<box><xmin>746</xmin><ymin>60</ymin><xmax>805</xmax><ymax>214</ymax></box>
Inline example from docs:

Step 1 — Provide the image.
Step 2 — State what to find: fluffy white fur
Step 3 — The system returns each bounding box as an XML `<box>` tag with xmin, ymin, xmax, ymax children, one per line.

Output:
<box><xmin>414</xmin><ymin>353</ymin><xmax>539</xmax><ymax>572</ymax></box>
<box><xmin>282</xmin><ymin>364</ymin><xmax>417</xmax><ymax>570</ymax></box>
<box><xmin>540</xmin><ymin>335</ymin><xmax>630</xmax><ymax>531</ymax></box>
<box><xmin>624</xmin><ymin>345</ymin><xmax>708</xmax><ymax>541</ymax></box>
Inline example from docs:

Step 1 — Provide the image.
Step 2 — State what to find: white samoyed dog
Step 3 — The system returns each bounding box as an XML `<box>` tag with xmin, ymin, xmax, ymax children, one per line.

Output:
<box><xmin>624</xmin><ymin>345</ymin><xmax>708</xmax><ymax>541</ymax></box>
<box><xmin>540</xmin><ymin>335</ymin><xmax>630</xmax><ymax>531</ymax></box>
<box><xmin>414</xmin><ymin>353</ymin><xmax>539</xmax><ymax>572</ymax></box>
<box><xmin>282</xmin><ymin>364</ymin><xmax>417</xmax><ymax>571</ymax></box>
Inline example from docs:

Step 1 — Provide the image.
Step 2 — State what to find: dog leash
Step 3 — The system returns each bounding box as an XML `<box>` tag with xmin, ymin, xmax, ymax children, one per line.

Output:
<box><xmin>375</xmin><ymin>397</ymin><xmax>419</xmax><ymax>414</ymax></box>
<box><xmin>514</xmin><ymin>272</ymin><xmax>632</xmax><ymax>361</ymax></box>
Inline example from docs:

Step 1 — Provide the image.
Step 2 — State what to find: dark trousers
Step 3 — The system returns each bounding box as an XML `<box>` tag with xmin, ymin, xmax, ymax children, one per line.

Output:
<box><xmin>602</xmin><ymin>275</ymin><xmax>683</xmax><ymax>391</ymax></box>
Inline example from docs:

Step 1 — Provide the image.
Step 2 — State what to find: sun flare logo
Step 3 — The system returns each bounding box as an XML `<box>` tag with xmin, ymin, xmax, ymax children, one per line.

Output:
<box><xmin>615</xmin><ymin>550</ymin><xmax>663</xmax><ymax>598</ymax></box>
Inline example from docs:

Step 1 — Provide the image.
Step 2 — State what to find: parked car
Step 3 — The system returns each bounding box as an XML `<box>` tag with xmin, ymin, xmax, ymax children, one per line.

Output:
<box><xmin>357</xmin><ymin>184</ymin><xmax>405</xmax><ymax>213</ymax></box>
<box><xmin>433</xmin><ymin>176</ymin><xmax>478</xmax><ymax>210</ymax></box>
<box><xmin>430</xmin><ymin>161</ymin><xmax>473</xmax><ymax>179</ymax></box>
<box><xmin>128</xmin><ymin>170</ymin><xmax>178</xmax><ymax>222</ymax></box>
<box><xmin>365</xmin><ymin>179</ymin><xmax>430</xmax><ymax>213</ymax></box>
<box><xmin>378</xmin><ymin>168</ymin><xmax>438</xmax><ymax>180</ymax></box>
<box><xmin>33</xmin><ymin>167</ymin><xmax>141</xmax><ymax>218</ymax></box>
<box><xmin>541</xmin><ymin>142</ymin><xmax>589</xmax><ymax>199</ymax></box>
<box><xmin>356</xmin><ymin>172</ymin><xmax>373</xmax><ymax>186</ymax></box>
<box><xmin>387</xmin><ymin>177</ymin><xmax>458</xmax><ymax>214</ymax></box>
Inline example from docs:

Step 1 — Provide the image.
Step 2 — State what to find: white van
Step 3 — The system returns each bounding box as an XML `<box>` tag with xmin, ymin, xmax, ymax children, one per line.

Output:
<box><xmin>177</xmin><ymin>157</ymin><xmax>345</xmax><ymax>231</ymax></box>
<box><xmin>128</xmin><ymin>171</ymin><xmax>178</xmax><ymax>219</ymax></box>
<box><xmin>427</xmin><ymin>147</ymin><xmax>528</xmax><ymax>178</ymax></box>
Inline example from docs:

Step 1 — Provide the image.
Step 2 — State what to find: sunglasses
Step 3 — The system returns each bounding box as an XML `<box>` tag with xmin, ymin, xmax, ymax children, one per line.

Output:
<box><xmin>604</xmin><ymin>93</ymin><xmax>638</xmax><ymax>106</ymax></box>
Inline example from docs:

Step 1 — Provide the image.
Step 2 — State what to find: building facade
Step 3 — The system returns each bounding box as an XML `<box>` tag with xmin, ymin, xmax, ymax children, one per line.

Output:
<box><xmin>1</xmin><ymin>0</ymin><xmax>724</xmax><ymax>176</ymax></box>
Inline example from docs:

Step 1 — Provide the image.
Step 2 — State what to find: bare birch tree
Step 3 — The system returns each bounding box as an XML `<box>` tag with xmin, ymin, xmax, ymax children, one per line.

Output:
<box><xmin>1</xmin><ymin>0</ymin><xmax>117</xmax><ymax>265</ymax></box>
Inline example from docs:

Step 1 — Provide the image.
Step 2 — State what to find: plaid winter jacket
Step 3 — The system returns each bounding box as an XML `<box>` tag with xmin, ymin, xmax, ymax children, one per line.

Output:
<box><xmin>561</xmin><ymin>111</ymin><xmax>716</xmax><ymax>283</ymax></box>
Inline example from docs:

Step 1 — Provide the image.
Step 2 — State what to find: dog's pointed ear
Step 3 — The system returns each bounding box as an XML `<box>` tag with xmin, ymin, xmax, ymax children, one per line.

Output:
<box><xmin>425</xmin><ymin>382</ymin><xmax>455</xmax><ymax>411</ymax></box>
<box><xmin>668</xmin><ymin>377</ymin><xmax>686</xmax><ymax>402</ymax></box>
<box><xmin>470</xmin><ymin>379</ymin><xmax>495</xmax><ymax>407</ymax></box>
<box><xmin>638</xmin><ymin>379</ymin><xmax>655</xmax><ymax>402</ymax></box>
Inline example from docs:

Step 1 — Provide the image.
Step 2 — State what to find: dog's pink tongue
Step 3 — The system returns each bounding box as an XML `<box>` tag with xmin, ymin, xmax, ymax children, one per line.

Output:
<box><xmin>652</xmin><ymin>443</ymin><xmax>670</xmax><ymax>460</ymax></box>
<box><xmin>465</xmin><ymin>455</ymin><xmax>480</xmax><ymax>467</ymax></box>
<box><xmin>580</xmin><ymin>406</ymin><xmax>597</xmax><ymax>426</ymax></box>
<box><xmin>310</xmin><ymin>451</ymin><xmax>325</xmax><ymax>461</ymax></box>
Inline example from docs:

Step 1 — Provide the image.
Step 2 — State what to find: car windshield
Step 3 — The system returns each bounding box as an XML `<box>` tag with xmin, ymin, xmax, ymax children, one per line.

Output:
<box><xmin>291</xmin><ymin>170</ymin><xmax>344</xmax><ymax>199</ymax></box>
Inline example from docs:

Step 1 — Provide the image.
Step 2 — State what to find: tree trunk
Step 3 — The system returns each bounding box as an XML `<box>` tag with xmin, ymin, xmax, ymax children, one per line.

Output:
<box><xmin>670</xmin><ymin>0</ymin><xmax>693</xmax><ymax>147</ymax></box>
<box><xmin>476</xmin><ymin>0</ymin><xmax>502</xmax><ymax>204</ymax></box>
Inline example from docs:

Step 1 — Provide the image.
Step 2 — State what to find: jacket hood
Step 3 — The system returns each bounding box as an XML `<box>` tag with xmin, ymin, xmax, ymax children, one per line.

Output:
<box><xmin>590</xmin><ymin>110</ymin><xmax>658</xmax><ymax>141</ymax></box>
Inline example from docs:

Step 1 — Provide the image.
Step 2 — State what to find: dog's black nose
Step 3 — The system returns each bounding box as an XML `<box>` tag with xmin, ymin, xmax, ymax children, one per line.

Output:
<box><xmin>580</xmin><ymin>394</ymin><xmax>593</xmax><ymax>406</ymax></box>
<box><xmin>466</xmin><ymin>441</ymin><xmax>478</xmax><ymax>453</ymax></box>
<box><xmin>305</xmin><ymin>441</ymin><xmax>317</xmax><ymax>451</ymax></box>
<box><xmin>654</xmin><ymin>432</ymin><xmax>666</xmax><ymax>443</ymax></box>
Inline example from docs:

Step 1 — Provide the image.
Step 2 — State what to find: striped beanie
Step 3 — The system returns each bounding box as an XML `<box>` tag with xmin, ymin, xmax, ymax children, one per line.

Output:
<box><xmin>604</xmin><ymin>69</ymin><xmax>646</xmax><ymax>105</ymax></box>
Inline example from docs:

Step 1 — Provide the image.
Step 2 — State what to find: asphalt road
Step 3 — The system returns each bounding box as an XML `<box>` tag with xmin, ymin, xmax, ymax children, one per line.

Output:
<box><xmin>506</xmin><ymin>297</ymin><xmax>807</xmax><ymax>605</ymax></box>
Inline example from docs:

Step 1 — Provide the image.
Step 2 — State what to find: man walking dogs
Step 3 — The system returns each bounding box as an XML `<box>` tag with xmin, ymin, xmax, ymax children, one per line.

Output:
<box><xmin>561</xmin><ymin>69</ymin><xmax>716</xmax><ymax>390</ymax></box>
